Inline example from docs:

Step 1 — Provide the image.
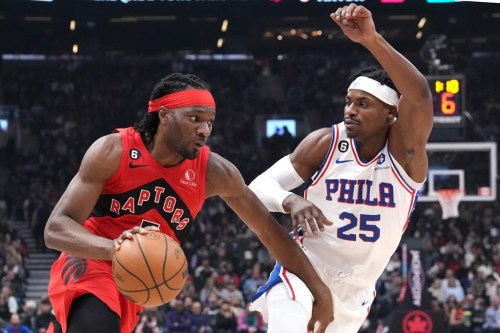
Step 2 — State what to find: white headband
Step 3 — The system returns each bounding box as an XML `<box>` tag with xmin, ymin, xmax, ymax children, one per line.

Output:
<box><xmin>348</xmin><ymin>76</ymin><xmax>399</xmax><ymax>107</ymax></box>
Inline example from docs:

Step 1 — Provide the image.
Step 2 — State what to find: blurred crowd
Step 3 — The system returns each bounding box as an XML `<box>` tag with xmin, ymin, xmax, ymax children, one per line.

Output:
<box><xmin>0</xmin><ymin>50</ymin><xmax>499</xmax><ymax>333</ymax></box>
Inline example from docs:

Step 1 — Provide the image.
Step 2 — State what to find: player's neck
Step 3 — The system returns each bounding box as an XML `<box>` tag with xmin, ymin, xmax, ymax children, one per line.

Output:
<box><xmin>355</xmin><ymin>134</ymin><xmax>387</xmax><ymax>161</ymax></box>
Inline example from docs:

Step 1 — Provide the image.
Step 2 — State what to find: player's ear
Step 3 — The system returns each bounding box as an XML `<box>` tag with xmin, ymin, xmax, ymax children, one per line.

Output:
<box><xmin>386</xmin><ymin>106</ymin><xmax>398</xmax><ymax>124</ymax></box>
<box><xmin>158</xmin><ymin>107</ymin><xmax>170</xmax><ymax>125</ymax></box>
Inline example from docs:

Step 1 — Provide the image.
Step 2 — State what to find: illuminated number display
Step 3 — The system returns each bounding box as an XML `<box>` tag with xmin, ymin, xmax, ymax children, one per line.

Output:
<box><xmin>426</xmin><ymin>75</ymin><xmax>465</xmax><ymax>128</ymax></box>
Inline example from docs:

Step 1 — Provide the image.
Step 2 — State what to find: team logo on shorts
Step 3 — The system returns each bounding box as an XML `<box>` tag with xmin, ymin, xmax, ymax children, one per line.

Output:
<box><xmin>61</xmin><ymin>256</ymin><xmax>88</xmax><ymax>285</ymax></box>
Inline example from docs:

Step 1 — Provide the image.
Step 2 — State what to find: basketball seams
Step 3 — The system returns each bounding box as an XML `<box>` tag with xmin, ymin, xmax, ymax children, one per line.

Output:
<box><xmin>112</xmin><ymin>230</ymin><xmax>187</xmax><ymax>307</ymax></box>
<box><xmin>113</xmin><ymin>254</ymin><xmax>151</xmax><ymax>304</ymax></box>
<box><xmin>134</xmin><ymin>233</ymin><xmax>166</xmax><ymax>304</ymax></box>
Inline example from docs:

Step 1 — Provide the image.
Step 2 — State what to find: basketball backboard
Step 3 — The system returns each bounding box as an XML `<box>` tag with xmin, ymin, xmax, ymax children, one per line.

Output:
<box><xmin>419</xmin><ymin>142</ymin><xmax>497</xmax><ymax>202</ymax></box>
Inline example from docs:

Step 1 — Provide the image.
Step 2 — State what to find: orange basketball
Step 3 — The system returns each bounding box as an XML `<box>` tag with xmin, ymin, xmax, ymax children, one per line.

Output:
<box><xmin>112</xmin><ymin>231</ymin><xmax>188</xmax><ymax>307</ymax></box>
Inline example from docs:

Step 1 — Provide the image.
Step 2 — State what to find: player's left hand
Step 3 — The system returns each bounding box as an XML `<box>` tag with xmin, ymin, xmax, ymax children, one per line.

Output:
<box><xmin>330</xmin><ymin>4</ymin><xmax>376</xmax><ymax>44</ymax></box>
<box><xmin>284</xmin><ymin>194</ymin><xmax>333</xmax><ymax>238</ymax></box>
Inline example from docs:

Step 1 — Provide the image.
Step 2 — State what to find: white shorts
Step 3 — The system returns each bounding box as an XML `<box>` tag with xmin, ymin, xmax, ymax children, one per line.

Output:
<box><xmin>250</xmin><ymin>269</ymin><xmax>375</xmax><ymax>333</ymax></box>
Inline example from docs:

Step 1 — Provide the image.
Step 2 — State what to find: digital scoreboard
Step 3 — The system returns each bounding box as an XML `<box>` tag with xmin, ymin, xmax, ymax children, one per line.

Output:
<box><xmin>426</xmin><ymin>75</ymin><xmax>465</xmax><ymax>128</ymax></box>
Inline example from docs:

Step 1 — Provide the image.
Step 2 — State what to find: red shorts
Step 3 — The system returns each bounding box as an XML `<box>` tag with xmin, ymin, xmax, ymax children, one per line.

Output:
<box><xmin>47</xmin><ymin>253</ymin><xmax>143</xmax><ymax>333</ymax></box>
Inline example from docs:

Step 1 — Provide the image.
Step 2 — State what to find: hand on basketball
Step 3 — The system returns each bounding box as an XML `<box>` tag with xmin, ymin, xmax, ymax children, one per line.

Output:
<box><xmin>113</xmin><ymin>226</ymin><xmax>159</xmax><ymax>251</ymax></box>
<box><xmin>308</xmin><ymin>290</ymin><xmax>334</xmax><ymax>333</ymax></box>
<box><xmin>330</xmin><ymin>4</ymin><xmax>376</xmax><ymax>45</ymax></box>
<box><xmin>284</xmin><ymin>194</ymin><xmax>333</xmax><ymax>238</ymax></box>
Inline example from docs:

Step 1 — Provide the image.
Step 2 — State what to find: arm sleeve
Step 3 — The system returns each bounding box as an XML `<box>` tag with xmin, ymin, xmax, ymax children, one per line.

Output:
<box><xmin>248</xmin><ymin>155</ymin><xmax>304</xmax><ymax>213</ymax></box>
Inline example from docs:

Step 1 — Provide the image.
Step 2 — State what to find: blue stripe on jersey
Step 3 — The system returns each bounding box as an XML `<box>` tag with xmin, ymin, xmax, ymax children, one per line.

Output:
<box><xmin>310</xmin><ymin>125</ymin><xmax>337</xmax><ymax>184</ymax></box>
<box><xmin>252</xmin><ymin>229</ymin><xmax>304</xmax><ymax>302</ymax></box>
<box><xmin>387</xmin><ymin>150</ymin><xmax>415</xmax><ymax>192</ymax></box>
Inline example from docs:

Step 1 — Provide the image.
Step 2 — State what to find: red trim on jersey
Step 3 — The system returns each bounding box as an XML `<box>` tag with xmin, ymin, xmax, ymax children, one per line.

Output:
<box><xmin>390</xmin><ymin>166</ymin><xmax>417</xmax><ymax>232</ymax></box>
<box><xmin>389</xmin><ymin>167</ymin><xmax>414</xmax><ymax>195</ymax></box>
<box><xmin>309</xmin><ymin>124</ymin><xmax>340</xmax><ymax>188</ymax></box>
<box><xmin>279</xmin><ymin>267</ymin><xmax>296</xmax><ymax>300</ymax></box>
<box><xmin>148</xmin><ymin>90</ymin><xmax>216</xmax><ymax>112</ymax></box>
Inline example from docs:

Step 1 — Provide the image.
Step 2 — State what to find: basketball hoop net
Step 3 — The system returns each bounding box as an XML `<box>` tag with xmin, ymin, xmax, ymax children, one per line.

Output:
<box><xmin>437</xmin><ymin>189</ymin><xmax>464</xmax><ymax>220</ymax></box>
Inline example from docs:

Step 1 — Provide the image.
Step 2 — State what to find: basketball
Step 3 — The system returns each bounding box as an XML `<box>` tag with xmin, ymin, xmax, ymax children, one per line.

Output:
<box><xmin>112</xmin><ymin>231</ymin><xmax>188</xmax><ymax>307</ymax></box>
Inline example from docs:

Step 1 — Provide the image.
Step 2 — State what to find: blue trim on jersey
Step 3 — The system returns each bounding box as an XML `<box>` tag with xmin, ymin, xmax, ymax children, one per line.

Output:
<box><xmin>252</xmin><ymin>229</ymin><xmax>304</xmax><ymax>302</ymax></box>
<box><xmin>387</xmin><ymin>150</ymin><xmax>415</xmax><ymax>192</ymax></box>
<box><xmin>252</xmin><ymin>261</ymin><xmax>284</xmax><ymax>301</ymax></box>
<box><xmin>352</xmin><ymin>139</ymin><xmax>385</xmax><ymax>165</ymax></box>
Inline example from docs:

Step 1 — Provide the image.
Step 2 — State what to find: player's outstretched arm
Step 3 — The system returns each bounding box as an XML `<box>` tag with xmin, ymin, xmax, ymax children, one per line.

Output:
<box><xmin>331</xmin><ymin>4</ymin><xmax>433</xmax><ymax>182</ymax></box>
<box><xmin>206</xmin><ymin>152</ymin><xmax>334</xmax><ymax>332</ymax></box>
<box><xmin>44</xmin><ymin>134</ymin><xmax>146</xmax><ymax>260</ymax></box>
<box><xmin>249</xmin><ymin>127</ymin><xmax>333</xmax><ymax>237</ymax></box>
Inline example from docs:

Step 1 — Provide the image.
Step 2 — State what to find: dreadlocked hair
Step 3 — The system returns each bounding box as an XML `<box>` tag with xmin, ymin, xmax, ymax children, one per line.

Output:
<box><xmin>347</xmin><ymin>66</ymin><xmax>399</xmax><ymax>97</ymax></box>
<box><xmin>133</xmin><ymin>73</ymin><xmax>209</xmax><ymax>146</ymax></box>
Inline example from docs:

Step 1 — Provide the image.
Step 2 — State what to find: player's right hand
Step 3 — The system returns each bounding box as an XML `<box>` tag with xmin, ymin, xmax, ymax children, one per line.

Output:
<box><xmin>283</xmin><ymin>194</ymin><xmax>333</xmax><ymax>237</ymax></box>
<box><xmin>308</xmin><ymin>288</ymin><xmax>334</xmax><ymax>333</ymax></box>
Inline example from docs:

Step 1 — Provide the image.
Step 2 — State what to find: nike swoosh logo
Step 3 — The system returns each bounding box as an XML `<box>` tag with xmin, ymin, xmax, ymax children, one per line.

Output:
<box><xmin>129</xmin><ymin>162</ymin><xmax>148</xmax><ymax>169</ymax></box>
<box><xmin>335</xmin><ymin>158</ymin><xmax>353</xmax><ymax>164</ymax></box>
<box><xmin>362</xmin><ymin>300</ymin><xmax>369</xmax><ymax>306</ymax></box>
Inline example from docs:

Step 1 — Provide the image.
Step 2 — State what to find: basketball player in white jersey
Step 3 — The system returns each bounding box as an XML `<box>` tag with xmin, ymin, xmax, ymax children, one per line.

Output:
<box><xmin>248</xmin><ymin>4</ymin><xmax>433</xmax><ymax>333</ymax></box>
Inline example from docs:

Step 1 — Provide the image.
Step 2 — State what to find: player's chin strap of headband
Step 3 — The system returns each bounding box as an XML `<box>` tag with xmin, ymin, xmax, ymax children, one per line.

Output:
<box><xmin>348</xmin><ymin>76</ymin><xmax>399</xmax><ymax>107</ymax></box>
<box><xmin>148</xmin><ymin>89</ymin><xmax>216</xmax><ymax>112</ymax></box>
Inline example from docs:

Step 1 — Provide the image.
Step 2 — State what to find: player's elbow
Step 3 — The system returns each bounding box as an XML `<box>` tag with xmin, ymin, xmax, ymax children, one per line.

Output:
<box><xmin>44</xmin><ymin>218</ymin><xmax>61</xmax><ymax>250</ymax></box>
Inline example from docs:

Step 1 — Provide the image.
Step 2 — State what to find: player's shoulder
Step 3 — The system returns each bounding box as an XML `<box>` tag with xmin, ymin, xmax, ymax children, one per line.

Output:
<box><xmin>299</xmin><ymin>126</ymin><xmax>334</xmax><ymax>150</ymax></box>
<box><xmin>206</xmin><ymin>151</ymin><xmax>237</xmax><ymax>176</ymax></box>
<box><xmin>79</xmin><ymin>133</ymin><xmax>122</xmax><ymax>180</ymax></box>
<box><xmin>205</xmin><ymin>151</ymin><xmax>243</xmax><ymax>197</ymax></box>
<box><xmin>88</xmin><ymin>132</ymin><xmax>122</xmax><ymax>155</ymax></box>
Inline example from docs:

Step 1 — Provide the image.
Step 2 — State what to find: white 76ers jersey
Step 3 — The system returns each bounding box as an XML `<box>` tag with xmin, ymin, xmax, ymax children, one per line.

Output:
<box><xmin>302</xmin><ymin>123</ymin><xmax>423</xmax><ymax>287</ymax></box>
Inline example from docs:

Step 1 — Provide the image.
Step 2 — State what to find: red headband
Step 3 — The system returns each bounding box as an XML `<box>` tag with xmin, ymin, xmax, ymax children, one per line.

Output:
<box><xmin>148</xmin><ymin>89</ymin><xmax>216</xmax><ymax>113</ymax></box>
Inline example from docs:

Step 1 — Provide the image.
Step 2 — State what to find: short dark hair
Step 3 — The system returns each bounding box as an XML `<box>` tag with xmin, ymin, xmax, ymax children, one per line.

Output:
<box><xmin>348</xmin><ymin>66</ymin><xmax>399</xmax><ymax>96</ymax></box>
<box><xmin>133</xmin><ymin>73</ymin><xmax>209</xmax><ymax>146</ymax></box>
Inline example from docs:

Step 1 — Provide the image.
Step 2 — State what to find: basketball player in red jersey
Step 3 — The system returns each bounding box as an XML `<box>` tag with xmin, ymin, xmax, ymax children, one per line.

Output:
<box><xmin>43</xmin><ymin>73</ymin><xmax>333</xmax><ymax>333</ymax></box>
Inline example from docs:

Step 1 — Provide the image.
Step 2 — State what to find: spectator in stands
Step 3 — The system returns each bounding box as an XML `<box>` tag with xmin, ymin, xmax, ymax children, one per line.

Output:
<box><xmin>236</xmin><ymin>304</ymin><xmax>264</xmax><ymax>333</ymax></box>
<box><xmin>134</xmin><ymin>314</ymin><xmax>161</xmax><ymax>333</ymax></box>
<box><xmin>188</xmin><ymin>301</ymin><xmax>213</xmax><ymax>333</ymax></box>
<box><xmin>483</xmin><ymin>295</ymin><xmax>500</xmax><ymax>332</ymax></box>
<box><xmin>471</xmin><ymin>297</ymin><xmax>487</xmax><ymax>333</ymax></box>
<box><xmin>448</xmin><ymin>298</ymin><xmax>469</xmax><ymax>333</ymax></box>
<box><xmin>19</xmin><ymin>300</ymin><xmax>37</xmax><ymax>331</ymax></box>
<box><xmin>442</xmin><ymin>269</ymin><xmax>466</xmax><ymax>303</ymax></box>
<box><xmin>3</xmin><ymin>313</ymin><xmax>34</xmax><ymax>333</ymax></box>
<box><xmin>0</xmin><ymin>286</ymin><xmax>18</xmax><ymax>324</ymax></box>
<box><xmin>214</xmin><ymin>301</ymin><xmax>237</xmax><ymax>333</ymax></box>
<box><xmin>33</xmin><ymin>298</ymin><xmax>55</xmax><ymax>333</ymax></box>
<box><xmin>163</xmin><ymin>298</ymin><xmax>191</xmax><ymax>333</ymax></box>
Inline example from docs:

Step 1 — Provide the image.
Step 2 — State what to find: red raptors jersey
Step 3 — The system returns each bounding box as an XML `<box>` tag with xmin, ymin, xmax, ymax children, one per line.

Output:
<box><xmin>86</xmin><ymin>127</ymin><xmax>209</xmax><ymax>244</ymax></box>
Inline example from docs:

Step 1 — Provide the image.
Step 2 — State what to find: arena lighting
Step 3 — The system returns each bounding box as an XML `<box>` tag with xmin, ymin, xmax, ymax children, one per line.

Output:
<box><xmin>416</xmin><ymin>31</ymin><xmax>423</xmax><ymax>39</ymax></box>
<box><xmin>72</xmin><ymin>44</ymin><xmax>79</xmax><ymax>54</ymax></box>
<box><xmin>70</xmin><ymin>20</ymin><xmax>76</xmax><ymax>31</ymax></box>
<box><xmin>221</xmin><ymin>19</ymin><xmax>228</xmax><ymax>32</ymax></box>
<box><xmin>217</xmin><ymin>38</ymin><xmax>224</xmax><ymax>48</ymax></box>
<box><xmin>417</xmin><ymin>17</ymin><xmax>426</xmax><ymax>28</ymax></box>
